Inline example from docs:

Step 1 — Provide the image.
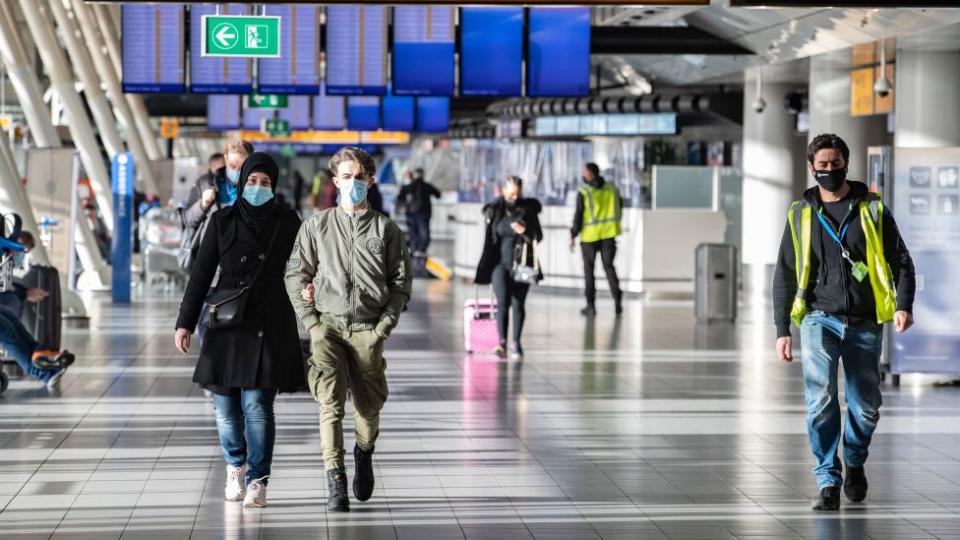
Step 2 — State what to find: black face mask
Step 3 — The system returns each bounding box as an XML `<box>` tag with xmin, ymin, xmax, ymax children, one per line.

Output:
<box><xmin>814</xmin><ymin>168</ymin><xmax>847</xmax><ymax>193</ymax></box>
<box><xmin>504</xmin><ymin>198</ymin><xmax>517</xmax><ymax>207</ymax></box>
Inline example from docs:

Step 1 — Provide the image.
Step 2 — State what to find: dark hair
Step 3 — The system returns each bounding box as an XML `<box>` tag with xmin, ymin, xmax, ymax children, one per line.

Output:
<box><xmin>17</xmin><ymin>231</ymin><xmax>35</xmax><ymax>248</ymax></box>
<box><xmin>807</xmin><ymin>133</ymin><xmax>850</xmax><ymax>164</ymax></box>
<box><xmin>208</xmin><ymin>153</ymin><xmax>224</xmax><ymax>164</ymax></box>
<box><xmin>585</xmin><ymin>163</ymin><xmax>600</xmax><ymax>177</ymax></box>
<box><xmin>504</xmin><ymin>175</ymin><xmax>523</xmax><ymax>189</ymax></box>
<box><xmin>329</xmin><ymin>146</ymin><xmax>377</xmax><ymax>178</ymax></box>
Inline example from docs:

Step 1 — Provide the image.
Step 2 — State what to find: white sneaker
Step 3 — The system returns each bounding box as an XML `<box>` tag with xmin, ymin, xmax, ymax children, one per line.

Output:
<box><xmin>45</xmin><ymin>368</ymin><xmax>66</xmax><ymax>390</ymax></box>
<box><xmin>224</xmin><ymin>465</ymin><xmax>245</xmax><ymax>501</ymax></box>
<box><xmin>243</xmin><ymin>478</ymin><xmax>267</xmax><ymax>508</ymax></box>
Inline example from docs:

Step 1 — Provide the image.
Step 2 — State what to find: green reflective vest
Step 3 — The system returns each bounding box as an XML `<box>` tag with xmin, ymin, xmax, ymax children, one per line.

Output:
<box><xmin>787</xmin><ymin>194</ymin><xmax>896</xmax><ymax>328</ymax></box>
<box><xmin>579</xmin><ymin>182</ymin><xmax>622</xmax><ymax>243</ymax></box>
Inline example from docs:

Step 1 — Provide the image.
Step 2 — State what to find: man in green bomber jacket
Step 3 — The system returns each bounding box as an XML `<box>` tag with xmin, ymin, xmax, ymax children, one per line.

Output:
<box><xmin>284</xmin><ymin>147</ymin><xmax>412</xmax><ymax>513</ymax></box>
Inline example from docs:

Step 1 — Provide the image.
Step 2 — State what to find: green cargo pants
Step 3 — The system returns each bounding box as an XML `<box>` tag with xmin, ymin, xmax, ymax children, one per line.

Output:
<box><xmin>307</xmin><ymin>321</ymin><xmax>389</xmax><ymax>471</ymax></box>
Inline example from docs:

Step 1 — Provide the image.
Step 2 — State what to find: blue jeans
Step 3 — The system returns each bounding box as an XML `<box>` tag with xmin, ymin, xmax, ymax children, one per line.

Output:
<box><xmin>800</xmin><ymin>311</ymin><xmax>883</xmax><ymax>488</ymax></box>
<box><xmin>0</xmin><ymin>308</ymin><xmax>57</xmax><ymax>382</ymax></box>
<box><xmin>407</xmin><ymin>213</ymin><xmax>431</xmax><ymax>254</ymax></box>
<box><xmin>211</xmin><ymin>388</ymin><xmax>278</xmax><ymax>485</ymax></box>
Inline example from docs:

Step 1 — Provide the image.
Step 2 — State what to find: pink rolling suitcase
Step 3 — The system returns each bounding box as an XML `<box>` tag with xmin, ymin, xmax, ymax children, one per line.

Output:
<box><xmin>463</xmin><ymin>296</ymin><xmax>499</xmax><ymax>354</ymax></box>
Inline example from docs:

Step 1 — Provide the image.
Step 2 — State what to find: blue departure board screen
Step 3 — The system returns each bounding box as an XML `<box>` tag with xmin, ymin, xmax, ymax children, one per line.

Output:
<box><xmin>207</xmin><ymin>95</ymin><xmax>241</xmax><ymax>131</ymax></box>
<box><xmin>278</xmin><ymin>96</ymin><xmax>312</xmax><ymax>131</ymax></box>
<box><xmin>416</xmin><ymin>97</ymin><xmax>450</xmax><ymax>133</ymax></box>
<box><xmin>460</xmin><ymin>7</ymin><xmax>523</xmax><ymax>97</ymax></box>
<box><xmin>121</xmin><ymin>5</ymin><xmax>186</xmax><ymax>93</ymax></box>
<box><xmin>313</xmin><ymin>86</ymin><xmax>346</xmax><ymax>130</ymax></box>
<box><xmin>243</xmin><ymin>108</ymin><xmax>277</xmax><ymax>131</ymax></box>
<box><xmin>347</xmin><ymin>97</ymin><xmax>380</xmax><ymax>131</ymax></box>
<box><xmin>326</xmin><ymin>6</ymin><xmax>388</xmax><ymax>96</ymax></box>
<box><xmin>190</xmin><ymin>4</ymin><xmax>254</xmax><ymax>94</ymax></box>
<box><xmin>528</xmin><ymin>8</ymin><xmax>590</xmax><ymax>97</ymax></box>
<box><xmin>392</xmin><ymin>7</ymin><xmax>455</xmax><ymax>96</ymax></box>
<box><xmin>258</xmin><ymin>6</ymin><xmax>321</xmax><ymax>95</ymax></box>
<box><xmin>382</xmin><ymin>96</ymin><xmax>415</xmax><ymax>132</ymax></box>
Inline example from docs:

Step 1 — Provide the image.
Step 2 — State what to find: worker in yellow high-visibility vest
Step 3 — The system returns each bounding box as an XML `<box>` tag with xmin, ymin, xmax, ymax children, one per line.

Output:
<box><xmin>773</xmin><ymin>133</ymin><xmax>916</xmax><ymax>513</ymax></box>
<box><xmin>569</xmin><ymin>163</ymin><xmax>623</xmax><ymax>316</ymax></box>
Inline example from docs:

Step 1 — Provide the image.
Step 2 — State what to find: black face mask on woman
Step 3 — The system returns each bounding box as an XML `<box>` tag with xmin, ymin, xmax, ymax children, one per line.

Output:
<box><xmin>814</xmin><ymin>168</ymin><xmax>847</xmax><ymax>192</ymax></box>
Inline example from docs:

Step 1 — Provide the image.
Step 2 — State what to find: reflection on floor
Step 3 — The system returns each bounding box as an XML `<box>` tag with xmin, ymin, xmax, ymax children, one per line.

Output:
<box><xmin>1</xmin><ymin>280</ymin><xmax>958</xmax><ymax>540</ymax></box>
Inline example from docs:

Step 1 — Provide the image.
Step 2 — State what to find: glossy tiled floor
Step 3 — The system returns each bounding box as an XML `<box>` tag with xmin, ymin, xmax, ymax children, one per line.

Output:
<box><xmin>1</xmin><ymin>280</ymin><xmax>959</xmax><ymax>540</ymax></box>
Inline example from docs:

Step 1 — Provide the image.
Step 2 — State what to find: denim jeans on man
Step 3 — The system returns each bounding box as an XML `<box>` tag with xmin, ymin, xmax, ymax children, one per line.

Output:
<box><xmin>406</xmin><ymin>212</ymin><xmax>431</xmax><ymax>254</ymax></box>
<box><xmin>0</xmin><ymin>307</ymin><xmax>57</xmax><ymax>382</ymax></box>
<box><xmin>212</xmin><ymin>388</ymin><xmax>278</xmax><ymax>485</ymax></box>
<box><xmin>800</xmin><ymin>311</ymin><xmax>883</xmax><ymax>488</ymax></box>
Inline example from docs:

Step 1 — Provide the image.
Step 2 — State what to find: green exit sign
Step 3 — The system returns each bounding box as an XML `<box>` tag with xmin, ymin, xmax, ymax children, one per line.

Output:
<box><xmin>261</xmin><ymin>118</ymin><xmax>290</xmax><ymax>136</ymax></box>
<box><xmin>202</xmin><ymin>15</ymin><xmax>280</xmax><ymax>58</ymax></box>
<box><xmin>248</xmin><ymin>94</ymin><xmax>288</xmax><ymax>109</ymax></box>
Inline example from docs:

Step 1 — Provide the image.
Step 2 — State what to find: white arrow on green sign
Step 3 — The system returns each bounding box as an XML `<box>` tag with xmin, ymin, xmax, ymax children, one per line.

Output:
<box><xmin>201</xmin><ymin>15</ymin><xmax>281</xmax><ymax>58</ymax></box>
<box><xmin>261</xmin><ymin>118</ymin><xmax>291</xmax><ymax>137</ymax></box>
<box><xmin>248</xmin><ymin>94</ymin><xmax>288</xmax><ymax>109</ymax></box>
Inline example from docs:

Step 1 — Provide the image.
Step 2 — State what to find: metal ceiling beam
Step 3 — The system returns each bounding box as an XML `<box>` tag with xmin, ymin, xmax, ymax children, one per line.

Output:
<box><xmin>592</xmin><ymin>27</ymin><xmax>754</xmax><ymax>56</ymax></box>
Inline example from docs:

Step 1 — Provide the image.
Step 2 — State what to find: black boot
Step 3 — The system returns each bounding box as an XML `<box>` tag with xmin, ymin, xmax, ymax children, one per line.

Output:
<box><xmin>811</xmin><ymin>486</ymin><xmax>841</xmax><ymax>511</ymax></box>
<box><xmin>353</xmin><ymin>444</ymin><xmax>375</xmax><ymax>502</ymax></box>
<box><xmin>326</xmin><ymin>469</ymin><xmax>350</xmax><ymax>512</ymax></box>
<box><xmin>614</xmin><ymin>291</ymin><xmax>624</xmax><ymax>316</ymax></box>
<box><xmin>844</xmin><ymin>466</ymin><xmax>868</xmax><ymax>502</ymax></box>
<box><xmin>580</xmin><ymin>305</ymin><xmax>596</xmax><ymax>316</ymax></box>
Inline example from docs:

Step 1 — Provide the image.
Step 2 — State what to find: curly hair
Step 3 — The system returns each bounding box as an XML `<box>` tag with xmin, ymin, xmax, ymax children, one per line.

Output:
<box><xmin>329</xmin><ymin>146</ymin><xmax>377</xmax><ymax>178</ymax></box>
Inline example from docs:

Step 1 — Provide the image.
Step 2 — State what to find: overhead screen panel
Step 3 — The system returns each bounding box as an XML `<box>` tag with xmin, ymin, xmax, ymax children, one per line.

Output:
<box><xmin>190</xmin><ymin>4</ymin><xmax>254</xmax><ymax>94</ymax></box>
<box><xmin>258</xmin><ymin>5</ymin><xmax>321</xmax><ymax>95</ymax></box>
<box><xmin>347</xmin><ymin>97</ymin><xmax>380</xmax><ymax>131</ymax></box>
<box><xmin>243</xmin><ymin>108</ymin><xmax>277</xmax><ymax>131</ymax></box>
<box><xmin>326</xmin><ymin>6</ymin><xmax>388</xmax><ymax>96</ymax></box>
<box><xmin>460</xmin><ymin>7</ymin><xmax>523</xmax><ymax>97</ymax></box>
<box><xmin>121</xmin><ymin>5</ymin><xmax>186</xmax><ymax>93</ymax></box>
<box><xmin>527</xmin><ymin>7</ymin><xmax>591</xmax><ymax>97</ymax></box>
<box><xmin>207</xmin><ymin>95</ymin><xmax>241</xmax><ymax>131</ymax></box>
<box><xmin>416</xmin><ymin>97</ymin><xmax>450</xmax><ymax>133</ymax></box>
<box><xmin>313</xmin><ymin>86</ymin><xmax>346</xmax><ymax>130</ymax></box>
<box><xmin>392</xmin><ymin>7</ymin><xmax>455</xmax><ymax>96</ymax></box>
<box><xmin>382</xmin><ymin>96</ymin><xmax>415</xmax><ymax>132</ymax></box>
<box><xmin>278</xmin><ymin>96</ymin><xmax>312</xmax><ymax>131</ymax></box>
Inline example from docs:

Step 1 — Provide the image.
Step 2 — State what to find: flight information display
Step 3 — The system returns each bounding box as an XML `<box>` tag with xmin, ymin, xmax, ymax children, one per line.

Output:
<box><xmin>243</xmin><ymin>107</ymin><xmax>277</xmax><ymax>131</ymax></box>
<box><xmin>121</xmin><ymin>5</ymin><xmax>186</xmax><ymax>93</ymax></box>
<box><xmin>527</xmin><ymin>7</ymin><xmax>591</xmax><ymax>97</ymax></box>
<box><xmin>278</xmin><ymin>96</ymin><xmax>312</xmax><ymax>131</ymax></box>
<box><xmin>416</xmin><ymin>97</ymin><xmax>450</xmax><ymax>133</ymax></box>
<box><xmin>313</xmin><ymin>86</ymin><xmax>346</xmax><ymax>130</ymax></box>
<box><xmin>460</xmin><ymin>7</ymin><xmax>523</xmax><ymax>97</ymax></box>
<box><xmin>326</xmin><ymin>6</ymin><xmax>388</xmax><ymax>96</ymax></box>
<box><xmin>392</xmin><ymin>7</ymin><xmax>455</xmax><ymax>96</ymax></box>
<box><xmin>347</xmin><ymin>97</ymin><xmax>380</xmax><ymax>131</ymax></box>
<box><xmin>189</xmin><ymin>4</ymin><xmax>254</xmax><ymax>94</ymax></box>
<box><xmin>207</xmin><ymin>95</ymin><xmax>241</xmax><ymax>131</ymax></box>
<box><xmin>258</xmin><ymin>5</ymin><xmax>321</xmax><ymax>95</ymax></box>
<box><xmin>382</xmin><ymin>96</ymin><xmax>415</xmax><ymax>132</ymax></box>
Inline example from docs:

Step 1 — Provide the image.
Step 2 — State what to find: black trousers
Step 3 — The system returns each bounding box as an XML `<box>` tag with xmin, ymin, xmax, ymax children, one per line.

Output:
<box><xmin>581</xmin><ymin>238</ymin><xmax>622</xmax><ymax>306</ymax></box>
<box><xmin>491</xmin><ymin>264</ymin><xmax>530</xmax><ymax>346</ymax></box>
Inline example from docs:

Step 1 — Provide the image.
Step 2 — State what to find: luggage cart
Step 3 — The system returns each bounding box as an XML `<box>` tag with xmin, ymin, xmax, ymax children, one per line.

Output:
<box><xmin>140</xmin><ymin>207</ymin><xmax>186</xmax><ymax>290</ymax></box>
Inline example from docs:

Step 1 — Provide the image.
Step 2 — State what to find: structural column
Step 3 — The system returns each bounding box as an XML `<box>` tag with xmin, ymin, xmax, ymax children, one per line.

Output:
<box><xmin>894</xmin><ymin>50</ymin><xmax>960</xmax><ymax>148</ymax></box>
<box><xmin>17</xmin><ymin>0</ymin><xmax>115</xmax><ymax>228</ymax></box>
<box><xmin>808</xmin><ymin>54</ymin><xmax>891</xmax><ymax>180</ymax></box>
<box><xmin>92</xmin><ymin>3</ymin><xmax>163</xmax><ymax>161</ymax></box>
<box><xmin>69</xmin><ymin>0</ymin><xmax>159</xmax><ymax>195</ymax></box>
<box><xmin>741</xmin><ymin>68</ymin><xmax>807</xmax><ymax>299</ymax></box>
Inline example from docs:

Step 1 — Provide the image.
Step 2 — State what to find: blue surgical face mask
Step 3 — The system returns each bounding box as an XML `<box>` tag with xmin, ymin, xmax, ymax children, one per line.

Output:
<box><xmin>339</xmin><ymin>179</ymin><xmax>369</xmax><ymax>206</ymax></box>
<box><xmin>226</xmin><ymin>167</ymin><xmax>240</xmax><ymax>184</ymax></box>
<box><xmin>242</xmin><ymin>185</ymin><xmax>274</xmax><ymax>206</ymax></box>
<box><xmin>12</xmin><ymin>251</ymin><xmax>25</xmax><ymax>267</ymax></box>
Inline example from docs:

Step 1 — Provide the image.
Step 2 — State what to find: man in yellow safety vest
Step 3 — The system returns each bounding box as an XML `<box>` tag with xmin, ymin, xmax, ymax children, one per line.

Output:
<box><xmin>772</xmin><ymin>133</ymin><xmax>916</xmax><ymax>512</ymax></box>
<box><xmin>570</xmin><ymin>163</ymin><xmax>623</xmax><ymax>316</ymax></box>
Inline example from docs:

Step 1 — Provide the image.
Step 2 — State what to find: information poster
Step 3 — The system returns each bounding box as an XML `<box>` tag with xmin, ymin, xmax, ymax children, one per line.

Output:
<box><xmin>111</xmin><ymin>153</ymin><xmax>134</xmax><ymax>304</ymax></box>
<box><xmin>892</xmin><ymin>147</ymin><xmax>960</xmax><ymax>374</ymax></box>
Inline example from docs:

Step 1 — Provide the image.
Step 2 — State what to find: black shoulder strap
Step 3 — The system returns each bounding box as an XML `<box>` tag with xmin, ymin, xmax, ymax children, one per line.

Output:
<box><xmin>248</xmin><ymin>221</ymin><xmax>282</xmax><ymax>285</ymax></box>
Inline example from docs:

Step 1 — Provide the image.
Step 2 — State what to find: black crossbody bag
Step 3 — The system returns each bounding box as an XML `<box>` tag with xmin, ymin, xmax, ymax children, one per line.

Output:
<box><xmin>201</xmin><ymin>223</ymin><xmax>280</xmax><ymax>330</ymax></box>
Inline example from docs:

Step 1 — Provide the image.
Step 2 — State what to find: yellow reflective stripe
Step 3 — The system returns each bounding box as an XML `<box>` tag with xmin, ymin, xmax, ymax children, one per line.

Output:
<box><xmin>798</xmin><ymin>206</ymin><xmax>812</xmax><ymax>291</ymax></box>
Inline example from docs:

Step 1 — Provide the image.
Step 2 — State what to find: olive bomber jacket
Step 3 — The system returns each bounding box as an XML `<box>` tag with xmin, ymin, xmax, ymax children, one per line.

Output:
<box><xmin>284</xmin><ymin>206</ymin><xmax>413</xmax><ymax>338</ymax></box>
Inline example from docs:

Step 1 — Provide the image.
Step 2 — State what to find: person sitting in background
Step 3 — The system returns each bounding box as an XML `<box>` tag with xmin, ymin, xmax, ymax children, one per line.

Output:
<box><xmin>474</xmin><ymin>176</ymin><xmax>543</xmax><ymax>360</ymax></box>
<box><xmin>0</xmin><ymin>232</ymin><xmax>74</xmax><ymax>389</ymax></box>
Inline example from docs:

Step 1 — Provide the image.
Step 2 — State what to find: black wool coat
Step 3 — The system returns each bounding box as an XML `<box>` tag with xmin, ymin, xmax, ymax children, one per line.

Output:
<box><xmin>175</xmin><ymin>205</ymin><xmax>306</xmax><ymax>391</ymax></box>
<box><xmin>474</xmin><ymin>197</ymin><xmax>544</xmax><ymax>285</ymax></box>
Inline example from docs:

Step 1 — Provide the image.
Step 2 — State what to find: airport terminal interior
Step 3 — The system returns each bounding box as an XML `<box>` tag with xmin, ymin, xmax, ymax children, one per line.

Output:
<box><xmin>0</xmin><ymin>1</ymin><xmax>959</xmax><ymax>539</ymax></box>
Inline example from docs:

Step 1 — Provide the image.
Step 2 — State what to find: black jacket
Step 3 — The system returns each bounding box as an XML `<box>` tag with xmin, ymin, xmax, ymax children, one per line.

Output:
<box><xmin>175</xmin><ymin>205</ymin><xmax>306</xmax><ymax>391</ymax></box>
<box><xmin>772</xmin><ymin>181</ymin><xmax>915</xmax><ymax>337</ymax></box>
<box><xmin>475</xmin><ymin>197</ymin><xmax>544</xmax><ymax>285</ymax></box>
<box><xmin>398</xmin><ymin>180</ymin><xmax>441</xmax><ymax>219</ymax></box>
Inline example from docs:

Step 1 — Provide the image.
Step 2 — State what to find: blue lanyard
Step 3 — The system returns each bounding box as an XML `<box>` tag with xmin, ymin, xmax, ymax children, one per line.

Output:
<box><xmin>816</xmin><ymin>209</ymin><xmax>852</xmax><ymax>248</ymax></box>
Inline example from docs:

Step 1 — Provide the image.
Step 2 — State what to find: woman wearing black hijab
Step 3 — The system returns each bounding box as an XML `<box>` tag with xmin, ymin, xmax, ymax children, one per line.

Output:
<box><xmin>174</xmin><ymin>152</ymin><xmax>304</xmax><ymax>508</ymax></box>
